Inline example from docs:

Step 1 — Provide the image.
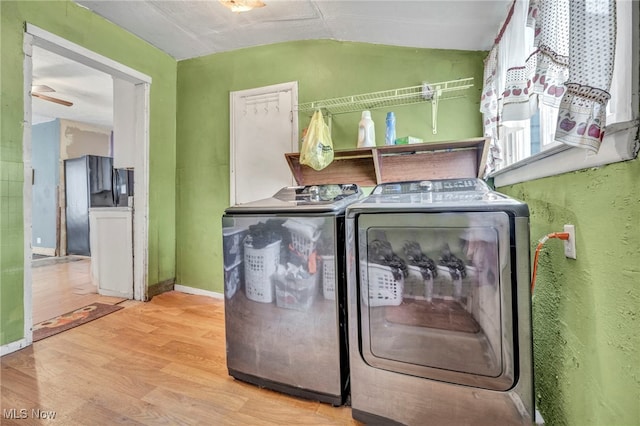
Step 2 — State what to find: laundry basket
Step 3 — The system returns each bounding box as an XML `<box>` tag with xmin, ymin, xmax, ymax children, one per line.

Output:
<box><xmin>321</xmin><ymin>255</ymin><xmax>336</xmax><ymax>300</ymax></box>
<box><xmin>361</xmin><ymin>262</ymin><xmax>404</xmax><ymax>307</ymax></box>
<box><xmin>274</xmin><ymin>271</ymin><xmax>319</xmax><ymax>311</ymax></box>
<box><xmin>222</xmin><ymin>227</ymin><xmax>247</xmax><ymax>268</ymax></box>
<box><xmin>289</xmin><ymin>230</ymin><xmax>320</xmax><ymax>263</ymax></box>
<box><xmin>244</xmin><ymin>239</ymin><xmax>281</xmax><ymax>303</ymax></box>
<box><xmin>224</xmin><ymin>260</ymin><xmax>243</xmax><ymax>300</ymax></box>
<box><xmin>282</xmin><ymin>219</ymin><xmax>322</xmax><ymax>267</ymax></box>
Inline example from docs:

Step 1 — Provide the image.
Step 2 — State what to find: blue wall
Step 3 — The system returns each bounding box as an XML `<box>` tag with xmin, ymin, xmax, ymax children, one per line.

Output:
<box><xmin>32</xmin><ymin>119</ymin><xmax>60</xmax><ymax>250</ymax></box>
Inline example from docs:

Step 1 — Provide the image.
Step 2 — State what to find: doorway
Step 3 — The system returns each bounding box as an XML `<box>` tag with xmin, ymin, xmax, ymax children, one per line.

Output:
<box><xmin>22</xmin><ymin>25</ymin><xmax>151</xmax><ymax>343</ymax></box>
<box><xmin>230</xmin><ymin>81</ymin><xmax>298</xmax><ymax>205</ymax></box>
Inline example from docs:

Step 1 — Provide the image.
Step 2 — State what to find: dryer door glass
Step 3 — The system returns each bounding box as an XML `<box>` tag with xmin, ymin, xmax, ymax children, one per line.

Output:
<box><xmin>356</xmin><ymin>211</ymin><xmax>516</xmax><ymax>391</ymax></box>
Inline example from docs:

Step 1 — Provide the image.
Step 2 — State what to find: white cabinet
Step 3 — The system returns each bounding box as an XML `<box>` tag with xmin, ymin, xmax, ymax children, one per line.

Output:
<box><xmin>89</xmin><ymin>207</ymin><xmax>133</xmax><ymax>299</ymax></box>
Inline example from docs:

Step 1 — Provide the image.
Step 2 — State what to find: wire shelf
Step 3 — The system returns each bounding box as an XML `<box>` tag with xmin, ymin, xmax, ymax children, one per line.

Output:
<box><xmin>296</xmin><ymin>77</ymin><xmax>474</xmax><ymax>116</ymax></box>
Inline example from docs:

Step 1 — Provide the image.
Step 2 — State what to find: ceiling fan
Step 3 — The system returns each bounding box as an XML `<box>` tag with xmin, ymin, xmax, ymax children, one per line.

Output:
<box><xmin>31</xmin><ymin>85</ymin><xmax>73</xmax><ymax>107</ymax></box>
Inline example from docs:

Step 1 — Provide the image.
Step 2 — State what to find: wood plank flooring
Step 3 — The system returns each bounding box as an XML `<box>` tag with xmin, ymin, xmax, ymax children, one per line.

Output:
<box><xmin>1</xmin><ymin>291</ymin><xmax>360</xmax><ymax>425</ymax></box>
<box><xmin>31</xmin><ymin>257</ymin><xmax>125</xmax><ymax>324</ymax></box>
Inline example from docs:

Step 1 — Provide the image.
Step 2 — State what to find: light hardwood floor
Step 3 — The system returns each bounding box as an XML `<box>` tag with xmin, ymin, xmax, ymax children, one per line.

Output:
<box><xmin>31</xmin><ymin>257</ymin><xmax>126</xmax><ymax>324</ymax></box>
<box><xmin>1</xmin><ymin>291</ymin><xmax>360</xmax><ymax>425</ymax></box>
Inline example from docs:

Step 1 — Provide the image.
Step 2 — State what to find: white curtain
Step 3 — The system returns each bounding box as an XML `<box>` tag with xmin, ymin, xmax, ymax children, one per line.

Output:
<box><xmin>501</xmin><ymin>0</ymin><xmax>537</xmax><ymax>121</ymax></box>
<box><xmin>530</xmin><ymin>0</ymin><xmax>571</xmax><ymax>109</ymax></box>
<box><xmin>480</xmin><ymin>45</ymin><xmax>501</xmax><ymax>177</ymax></box>
<box><xmin>481</xmin><ymin>1</ymin><xmax>516</xmax><ymax>177</ymax></box>
<box><xmin>555</xmin><ymin>0</ymin><xmax>617</xmax><ymax>151</ymax></box>
<box><xmin>481</xmin><ymin>0</ymin><xmax>617</xmax><ymax>172</ymax></box>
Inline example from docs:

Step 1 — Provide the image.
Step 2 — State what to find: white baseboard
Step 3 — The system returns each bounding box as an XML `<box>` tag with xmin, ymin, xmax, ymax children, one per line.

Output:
<box><xmin>174</xmin><ymin>284</ymin><xmax>224</xmax><ymax>300</ymax></box>
<box><xmin>32</xmin><ymin>246</ymin><xmax>56</xmax><ymax>256</ymax></box>
<box><xmin>1</xmin><ymin>338</ymin><xmax>30</xmax><ymax>357</ymax></box>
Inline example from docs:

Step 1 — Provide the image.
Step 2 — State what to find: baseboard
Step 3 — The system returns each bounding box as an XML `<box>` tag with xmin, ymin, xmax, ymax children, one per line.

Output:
<box><xmin>147</xmin><ymin>278</ymin><xmax>175</xmax><ymax>300</ymax></box>
<box><xmin>32</xmin><ymin>246</ymin><xmax>56</xmax><ymax>256</ymax></box>
<box><xmin>174</xmin><ymin>284</ymin><xmax>224</xmax><ymax>300</ymax></box>
<box><xmin>1</xmin><ymin>338</ymin><xmax>29</xmax><ymax>357</ymax></box>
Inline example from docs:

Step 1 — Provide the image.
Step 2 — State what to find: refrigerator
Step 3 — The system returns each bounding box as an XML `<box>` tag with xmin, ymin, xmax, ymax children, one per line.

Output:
<box><xmin>64</xmin><ymin>155</ymin><xmax>133</xmax><ymax>256</ymax></box>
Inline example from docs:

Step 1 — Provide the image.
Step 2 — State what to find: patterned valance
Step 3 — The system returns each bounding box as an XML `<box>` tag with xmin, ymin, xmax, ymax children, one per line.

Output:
<box><xmin>482</xmin><ymin>0</ymin><xmax>617</xmax><ymax>174</ymax></box>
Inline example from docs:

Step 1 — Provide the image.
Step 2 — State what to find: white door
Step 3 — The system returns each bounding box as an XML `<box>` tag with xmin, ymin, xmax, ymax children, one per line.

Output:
<box><xmin>230</xmin><ymin>82</ymin><xmax>298</xmax><ymax>205</ymax></box>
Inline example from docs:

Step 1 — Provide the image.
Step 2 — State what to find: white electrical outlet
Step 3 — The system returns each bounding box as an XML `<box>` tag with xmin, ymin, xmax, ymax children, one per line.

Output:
<box><xmin>564</xmin><ymin>224</ymin><xmax>576</xmax><ymax>259</ymax></box>
<box><xmin>36</xmin><ymin>237</ymin><xmax>41</xmax><ymax>244</ymax></box>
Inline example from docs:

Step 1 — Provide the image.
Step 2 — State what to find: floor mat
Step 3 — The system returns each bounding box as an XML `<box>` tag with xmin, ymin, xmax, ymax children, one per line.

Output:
<box><xmin>384</xmin><ymin>298</ymin><xmax>480</xmax><ymax>334</ymax></box>
<box><xmin>33</xmin><ymin>303</ymin><xmax>124</xmax><ymax>342</ymax></box>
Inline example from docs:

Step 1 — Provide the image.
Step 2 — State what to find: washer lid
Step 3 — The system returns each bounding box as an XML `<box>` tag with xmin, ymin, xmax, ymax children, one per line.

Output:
<box><xmin>225</xmin><ymin>184</ymin><xmax>362</xmax><ymax>214</ymax></box>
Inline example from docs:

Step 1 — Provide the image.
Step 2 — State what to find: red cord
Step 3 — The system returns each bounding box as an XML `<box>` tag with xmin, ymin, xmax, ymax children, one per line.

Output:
<box><xmin>530</xmin><ymin>232</ymin><xmax>570</xmax><ymax>294</ymax></box>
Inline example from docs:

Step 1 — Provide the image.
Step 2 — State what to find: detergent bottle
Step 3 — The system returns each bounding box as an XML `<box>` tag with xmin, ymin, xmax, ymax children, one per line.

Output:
<box><xmin>357</xmin><ymin>111</ymin><xmax>376</xmax><ymax>148</ymax></box>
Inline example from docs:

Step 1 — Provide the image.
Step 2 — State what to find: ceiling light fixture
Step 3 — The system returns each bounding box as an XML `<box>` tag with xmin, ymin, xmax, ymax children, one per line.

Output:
<box><xmin>219</xmin><ymin>0</ymin><xmax>265</xmax><ymax>13</ymax></box>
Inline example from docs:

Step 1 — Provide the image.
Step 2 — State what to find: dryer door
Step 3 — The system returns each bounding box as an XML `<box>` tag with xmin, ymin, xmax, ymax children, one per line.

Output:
<box><xmin>356</xmin><ymin>211</ymin><xmax>517</xmax><ymax>391</ymax></box>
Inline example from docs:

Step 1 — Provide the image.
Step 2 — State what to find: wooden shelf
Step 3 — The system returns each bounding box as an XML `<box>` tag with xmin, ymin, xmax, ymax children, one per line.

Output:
<box><xmin>285</xmin><ymin>137</ymin><xmax>490</xmax><ymax>187</ymax></box>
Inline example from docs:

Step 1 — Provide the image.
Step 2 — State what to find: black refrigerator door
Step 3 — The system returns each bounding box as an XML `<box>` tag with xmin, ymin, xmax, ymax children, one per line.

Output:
<box><xmin>112</xmin><ymin>169</ymin><xmax>133</xmax><ymax>207</ymax></box>
<box><xmin>65</xmin><ymin>155</ymin><xmax>117</xmax><ymax>256</ymax></box>
<box><xmin>88</xmin><ymin>156</ymin><xmax>116</xmax><ymax>207</ymax></box>
<box><xmin>65</xmin><ymin>156</ymin><xmax>91</xmax><ymax>256</ymax></box>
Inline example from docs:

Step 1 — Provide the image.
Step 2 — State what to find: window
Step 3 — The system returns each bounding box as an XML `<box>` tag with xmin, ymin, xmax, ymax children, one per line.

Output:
<box><xmin>499</xmin><ymin>103</ymin><xmax>560</xmax><ymax>169</ymax></box>
<box><xmin>491</xmin><ymin>0</ymin><xmax>638</xmax><ymax>186</ymax></box>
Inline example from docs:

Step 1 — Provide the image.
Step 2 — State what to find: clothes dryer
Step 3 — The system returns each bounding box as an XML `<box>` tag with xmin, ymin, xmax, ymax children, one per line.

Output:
<box><xmin>346</xmin><ymin>179</ymin><xmax>533</xmax><ymax>425</ymax></box>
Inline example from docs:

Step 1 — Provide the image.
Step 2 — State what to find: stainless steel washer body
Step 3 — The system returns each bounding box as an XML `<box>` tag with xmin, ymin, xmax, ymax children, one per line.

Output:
<box><xmin>223</xmin><ymin>184</ymin><xmax>361</xmax><ymax>405</ymax></box>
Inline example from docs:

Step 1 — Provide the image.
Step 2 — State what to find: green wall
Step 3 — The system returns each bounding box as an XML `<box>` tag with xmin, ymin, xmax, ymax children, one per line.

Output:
<box><xmin>0</xmin><ymin>1</ymin><xmax>177</xmax><ymax>346</ymax></box>
<box><xmin>175</xmin><ymin>40</ymin><xmax>485</xmax><ymax>292</ymax></box>
<box><xmin>1</xmin><ymin>3</ymin><xmax>637</xmax><ymax>424</ymax></box>
<box><xmin>498</xmin><ymin>159</ymin><xmax>640</xmax><ymax>426</ymax></box>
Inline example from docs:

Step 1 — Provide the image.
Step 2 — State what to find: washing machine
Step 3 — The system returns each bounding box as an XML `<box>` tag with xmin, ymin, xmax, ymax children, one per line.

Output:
<box><xmin>222</xmin><ymin>184</ymin><xmax>361</xmax><ymax>405</ymax></box>
<box><xmin>345</xmin><ymin>178</ymin><xmax>533</xmax><ymax>425</ymax></box>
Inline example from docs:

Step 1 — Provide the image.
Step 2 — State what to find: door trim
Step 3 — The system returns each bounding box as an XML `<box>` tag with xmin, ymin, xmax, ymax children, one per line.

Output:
<box><xmin>20</xmin><ymin>25</ymin><xmax>151</xmax><ymax>348</ymax></box>
<box><xmin>229</xmin><ymin>81</ymin><xmax>298</xmax><ymax>206</ymax></box>
<box><xmin>25</xmin><ymin>24</ymin><xmax>151</xmax><ymax>84</ymax></box>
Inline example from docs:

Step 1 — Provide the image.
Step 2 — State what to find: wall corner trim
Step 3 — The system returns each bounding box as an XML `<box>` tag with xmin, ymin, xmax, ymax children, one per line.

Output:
<box><xmin>147</xmin><ymin>278</ymin><xmax>175</xmax><ymax>300</ymax></box>
<box><xmin>1</xmin><ymin>338</ymin><xmax>30</xmax><ymax>357</ymax></box>
<box><xmin>174</xmin><ymin>284</ymin><xmax>224</xmax><ymax>300</ymax></box>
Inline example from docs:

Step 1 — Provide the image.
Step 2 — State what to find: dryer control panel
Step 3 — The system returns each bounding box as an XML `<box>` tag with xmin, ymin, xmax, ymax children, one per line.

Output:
<box><xmin>372</xmin><ymin>178</ymin><xmax>489</xmax><ymax>195</ymax></box>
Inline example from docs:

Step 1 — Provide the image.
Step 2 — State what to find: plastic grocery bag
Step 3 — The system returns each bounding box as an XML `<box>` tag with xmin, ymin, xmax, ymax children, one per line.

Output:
<box><xmin>299</xmin><ymin>110</ymin><xmax>334</xmax><ymax>171</ymax></box>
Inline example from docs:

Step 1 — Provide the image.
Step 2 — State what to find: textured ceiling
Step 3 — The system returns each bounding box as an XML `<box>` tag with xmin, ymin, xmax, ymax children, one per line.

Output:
<box><xmin>74</xmin><ymin>0</ymin><xmax>511</xmax><ymax>60</ymax></box>
<box><xmin>32</xmin><ymin>0</ymin><xmax>511</xmax><ymax>127</ymax></box>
